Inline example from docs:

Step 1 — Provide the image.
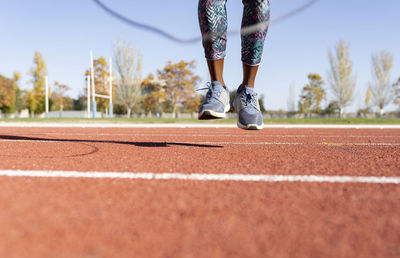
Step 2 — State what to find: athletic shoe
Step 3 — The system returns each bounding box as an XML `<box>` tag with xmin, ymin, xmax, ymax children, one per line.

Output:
<box><xmin>233</xmin><ymin>85</ymin><xmax>264</xmax><ymax>130</ymax></box>
<box><xmin>198</xmin><ymin>81</ymin><xmax>230</xmax><ymax>120</ymax></box>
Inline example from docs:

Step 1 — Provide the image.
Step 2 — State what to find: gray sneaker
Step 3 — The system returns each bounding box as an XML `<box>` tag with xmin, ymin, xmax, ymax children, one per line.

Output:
<box><xmin>233</xmin><ymin>85</ymin><xmax>264</xmax><ymax>130</ymax></box>
<box><xmin>198</xmin><ymin>81</ymin><xmax>230</xmax><ymax>120</ymax></box>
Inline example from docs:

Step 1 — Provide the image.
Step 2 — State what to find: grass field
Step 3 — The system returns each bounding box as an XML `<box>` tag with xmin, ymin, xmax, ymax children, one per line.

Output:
<box><xmin>1</xmin><ymin>117</ymin><xmax>400</xmax><ymax>124</ymax></box>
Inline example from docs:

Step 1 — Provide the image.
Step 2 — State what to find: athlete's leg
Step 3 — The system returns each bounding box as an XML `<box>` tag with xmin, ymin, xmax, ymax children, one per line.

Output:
<box><xmin>198</xmin><ymin>0</ymin><xmax>228</xmax><ymax>87</ymax></box>
<box><xmin>242</xmin><ymin>63</ymin><xmax>259</xmax><ymax>88</ymax></box>
<box><xmin>233</xmin><ymin>0</ymin><xmax>270</xmax><ymax>129</ymax></box>
<box><xmin>241</xmin><ymin>0</ymin><xmax>270</xmax><ymax>88</ymax></box>
<box><xmin>207</xmin><ymin>59</ymin><xmax>225</xmax><ymax>87</ymax></box>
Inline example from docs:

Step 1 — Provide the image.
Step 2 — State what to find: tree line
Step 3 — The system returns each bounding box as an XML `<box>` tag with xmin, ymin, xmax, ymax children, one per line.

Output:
<box><xmin>0</xmin><ymin>52</ymin><xmax>73</xmax><ymax>115</ymax></box>
<box><xmin>0</xmin><ymin>40</ymin><xmax>202</xmax><ymax>117</ymax></box>
<box><xmin>297</xmin><ymin>41</ymin><xmax>400</xmax><ymax>117</ymax></box>
<box><xmin>1</xmin><ymin>40</ymin><xmax>399</xmax><ymax>117</ymax></box>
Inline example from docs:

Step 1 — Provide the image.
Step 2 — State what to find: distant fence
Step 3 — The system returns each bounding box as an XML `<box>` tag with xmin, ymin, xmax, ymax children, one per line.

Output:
<box><xmin>44</xmin><ymin>111</ymin><xmax>101</xmax><ymax>118</ymax></box>
<box><xmin>1</xmin><ymin>110</ymin><xmax>399</xmax><ymax>119</ymax></box>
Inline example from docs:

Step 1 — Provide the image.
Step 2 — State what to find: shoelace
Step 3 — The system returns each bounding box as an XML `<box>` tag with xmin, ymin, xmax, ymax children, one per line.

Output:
<box><xmin>241</xmin><ymin>90</ymin><xmax>258</xmax><ymax>109</ymax></box>
<box><xmin>196</xmin><ymin>82</ymin><xmax>221</xmax><ymax>103</ymax></box>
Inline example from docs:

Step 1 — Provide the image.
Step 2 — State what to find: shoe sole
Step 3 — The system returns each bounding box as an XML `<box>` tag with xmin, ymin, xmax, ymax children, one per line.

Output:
<box><xmin>198</xmin><ymin>105</ymin><xmax>230</xmax><ymax>120</ymax></box>
<box><xmin>237</xmin><ymin>120</ymin><xmax>263</xmax><ymax>130</ymax></box>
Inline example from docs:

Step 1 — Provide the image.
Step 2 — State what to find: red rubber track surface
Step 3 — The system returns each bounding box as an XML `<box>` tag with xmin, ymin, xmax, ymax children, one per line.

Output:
<box><xmin>0</xmin><ymin>127</ymin><xmax>399</xmax><ymax>257</ymax></box>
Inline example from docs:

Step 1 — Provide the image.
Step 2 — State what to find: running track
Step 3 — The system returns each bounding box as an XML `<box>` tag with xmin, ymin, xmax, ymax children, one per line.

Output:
<box><xmin>0</xmin><ymin>124</ymin><xmax>399</xmax><ymax>257</ymax></box>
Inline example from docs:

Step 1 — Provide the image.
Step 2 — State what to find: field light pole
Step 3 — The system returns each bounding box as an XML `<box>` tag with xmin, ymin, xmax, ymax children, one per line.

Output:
<box><xmin>86</xmin><ymin>76</ymin><xmax>91</xmax><ymax>118</ymax></box>
<box><xmin>45</xmin><ymin>76</ymin><xmax>49</xmax><ymax>113</ymax></box>
<box><xmin>109</xmin><ymin>57</ymin><xmax>113</xmax><ymax>118</ymax></box>
<box><xmin>90</xmin><ymin>50</ymin><xmax>96</xmax><ymax>118</ymax></box>
<box><xmin>89</xmin><ymin>51</ymin><xmax>113</xmax><ymax>118</ymax></box>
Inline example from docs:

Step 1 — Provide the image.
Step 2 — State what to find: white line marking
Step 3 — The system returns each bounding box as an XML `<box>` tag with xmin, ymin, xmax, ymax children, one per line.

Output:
<box><xmin>0</xmin><ymin>123</ymin><xmax>237</xmax><ymax>128</ymax></box>
<box><xmin>1</xmin><ymin>123</ymin><xmax>400</xmax><ymax>129</ymax></box>
<box><xmin>1</xmin><ymin>139</ymin><xmax>400</xmax><ymax>146</ymax></box>
<box><xmin>349</xmin><ymin>143</ymin><xmax>400</xmax><ymax>146</ymax></box>
<box><xmin>180</xmin><ymin>142</ymin><xmax>400</xmax><ymax>146</ymax></box>
<box><xmin>0</xmin><ymin>170</ymin><xmax>399</xmax><ymax>184</ymax></box>
<box><xmin>0</xmin><ymin>140</ymin><xmax>299</xmax><ymax>145</ymax></box>
<box><xmin>25</xmin><ymin>133</ymin><xmax>400</xmax><ymax>138</ymax></box>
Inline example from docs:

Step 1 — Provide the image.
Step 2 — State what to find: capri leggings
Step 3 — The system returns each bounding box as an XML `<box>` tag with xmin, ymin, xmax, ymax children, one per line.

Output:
<box><xmin>198</xmin><ymin>0</ymin><xmax>270</xmax><ymax>66</ymax></box>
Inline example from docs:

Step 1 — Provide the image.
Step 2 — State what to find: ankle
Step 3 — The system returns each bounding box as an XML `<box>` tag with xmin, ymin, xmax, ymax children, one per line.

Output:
<box><xmin>241</xmin><ymin>82</ymin><xmax>254</xmax><ymax>88</ymax></box>
<box><xmin>212</xmin><ymin>80</ymin><xmax>226</xmax><ymax>89</ymax></box>
<box><xmin>239</xmin><ymin>84</ymin><xmax>255</xmax><ymax>91</ymax></box>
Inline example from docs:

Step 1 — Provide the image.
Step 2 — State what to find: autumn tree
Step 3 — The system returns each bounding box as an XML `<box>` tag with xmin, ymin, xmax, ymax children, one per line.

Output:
<box><xmin>182</xmin><ymin>88</ymin><xmax>200</xmax><ymax>113</ymax></box>
<box><xmin>85</xmin><ymin>57</ymin><xmax>112</xmax><ymax>113</ymax></box>
<box><xmin>141</xmin><ymin>73</ymin><xmax>166</xmax><ymax>114</ymax></box>
<box><xmin>157</xmin><ymin>60</ymin><xmax>200</xmax><ymax>116</ymax></box>
<box><xmin>51</xmin><ymin>82</ymin><xmax>71</xmax><ymax>111</ymax></box>
<box><xmin>0</xmin><ymin>74</ymin><xmax>17</xmax><ymax>113</ymax></box>
<box><xmin>299</xmin><ymin>73</ymin><xmax>326</xmax><ymax>116</ymax></box>
<box><xmin>327</xmin><ymin>40</ymin><xmax>357</xmax><ymax>117</ymax></box>
<box><xmin>369</xmin><ymin>51</ymin><xmax>394</xmax><ymax>116</ymax></box>
<box><xmin>13</xmin><ymin>72</ymin><xmax>21</xmax><ymax>82</ymax></box>
<box><xmin>113</xmin><ymin>40</ymin><xmax>142</xmax><ymax>117</ymax></box>
<box><xmin>30</xmin><ymin>51</ymin><xmax>47</xmax><ymax>114</ymax></box>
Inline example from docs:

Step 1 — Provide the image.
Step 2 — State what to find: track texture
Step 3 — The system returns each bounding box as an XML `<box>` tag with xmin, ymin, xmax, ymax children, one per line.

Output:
<box><xmin>0</xmin><ymin>127</ymin><xmax>399</xmax><ymax>257</ymax></box>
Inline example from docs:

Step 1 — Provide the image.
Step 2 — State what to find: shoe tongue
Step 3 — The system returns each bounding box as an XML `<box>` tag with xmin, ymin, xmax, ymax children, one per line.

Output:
<box><xmin>211</xmin><ymin>81</ymin><xmax>224</xmax><ymax>91</ymax></box>
<box><xmin>242</xmin><ymin>86</ymin><xmax>257</xmax><ymax>108</ymax></box>
<box><xmin>244</xmin><ymin>86</ymin><xmax>254</xmax><ymax>94</ymax></box>
<box><xmin>237</xmin><ymin>84</ymin><xmax>254</xmax><ymax>93</ymax></box>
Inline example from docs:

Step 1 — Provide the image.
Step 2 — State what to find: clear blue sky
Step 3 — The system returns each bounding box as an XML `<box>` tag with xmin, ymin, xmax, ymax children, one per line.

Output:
<box><xmin>1</xmin><ymin>0</ymin><xmax>399</xmax><ymax>112</ymax></box>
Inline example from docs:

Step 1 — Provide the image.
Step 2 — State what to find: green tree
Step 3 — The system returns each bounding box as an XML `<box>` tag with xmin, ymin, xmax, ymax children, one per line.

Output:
<box><xmin>30</xmin><ymin>51</ymin><xmax>47</xmax><ymax>114</ymax></box>
<box><xmin>323</xmin><ymin>101</ymin><xmax>340</xmax><ymax>115</ymax></box>
<box><xmin>299</xmin><ymin>73</ymin><xmax>326</xmax><ymax>116</ymax></box>
<box><xmin>157</xmin><ymin>60</ymin><xmax>200</xmax><ymax>116</ymax></box>
<box><xmin>72</xmin><ymin>94</ymin><xmax>86</xmax><ymax>111</ymax></box>
<box><xmin>13</xmin><ymin>72</ymin><xmax>26</xmax><ymax>112</ymax></box>
<box><xmin>258</xmin><ymin>94</ymin><xmax>266</xmax><ymax>113</ymax></box>
<box><xmin>229</xmin><ymin>90</ymin><xmax>236</xmax><ymax>112</ymax></box>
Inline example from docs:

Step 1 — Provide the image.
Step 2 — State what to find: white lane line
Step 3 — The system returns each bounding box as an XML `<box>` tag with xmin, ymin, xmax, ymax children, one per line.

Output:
<box><xmin>31</xmin><ymin>133</ymin><xmax>400</xmax><ymax>138</ymax></box>
<box><xmin>187</xmin><ymin>142</ymin><xmax>400</xmax><ymax>146</ymax></box>
<box><xmin>349</xmin><ymin>143</ymin><xmax>400</xmax><ymax>146</ymax></box>
<box><xmin>1</xmin><ymin>123</ymin><xmax>400</xmax><ymax>129</ymax></box>
<box><xmin>0</xmin><ymin>170</ymin><xmax>399</xmax><ymax>184</ymax></box>
<box><xmin>0</xmin><ymin>123</ymin><xmax>237</xmax><ymax>128</ymax></box>
<box><xmin>0</xmin><ymin>140</ymin><xmax>302</xmax><ymax>145</ymax></box>
<box><xmin>1</xmin><ymin>139</ymin><xmax>400</xmax><ymax>146</ymax></box>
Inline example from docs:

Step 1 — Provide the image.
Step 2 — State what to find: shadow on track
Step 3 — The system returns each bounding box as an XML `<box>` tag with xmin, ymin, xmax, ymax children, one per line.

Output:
<box><xmin>0</xmin><ymin>135</ymin><xmax>223</xmax><ymax>148</ymax></box>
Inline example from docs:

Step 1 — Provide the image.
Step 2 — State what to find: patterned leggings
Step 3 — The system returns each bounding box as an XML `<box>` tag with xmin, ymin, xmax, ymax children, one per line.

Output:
<box><xmin>198</xmin><ymin>0</ymin><xmax>270</xmax><ymax>66</ymax></box>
